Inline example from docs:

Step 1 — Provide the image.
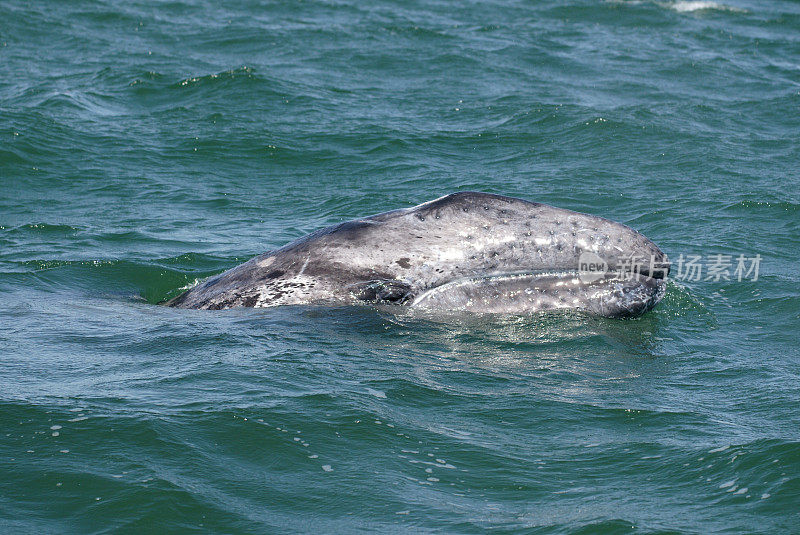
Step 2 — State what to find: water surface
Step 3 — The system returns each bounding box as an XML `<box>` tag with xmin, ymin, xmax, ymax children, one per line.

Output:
<box><xmin>1</xmin><ymin>0</ymin><xmax>799</xmax><ymax>532</ymax></box>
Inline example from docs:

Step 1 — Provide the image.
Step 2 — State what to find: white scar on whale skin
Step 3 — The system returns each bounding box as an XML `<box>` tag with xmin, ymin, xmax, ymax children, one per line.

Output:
<box><xmin>470</xmin><ymin>234</ymin><xmax>518</xmax><ymax>252</ymax></box>
<box><xmin>434</xmin><ymin>248</ymin><xmax>465</xmax><ymax>262</ymax></box>
<box><xmin>297</xmin><ymin>256</ymin><xmax>310</xmax><ymax>277</ymax></box>
<box><xmin>166</xmin><ymin>192</ymin><xmax>669</xmax><ymax>317</ymax></box>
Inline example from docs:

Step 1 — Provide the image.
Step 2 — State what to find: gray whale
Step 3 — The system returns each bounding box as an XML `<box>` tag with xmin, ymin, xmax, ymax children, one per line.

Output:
<box><xmin>167</xmin><ymin>192</ymin><xmax>669</xmax><ymax>317</ymax></box>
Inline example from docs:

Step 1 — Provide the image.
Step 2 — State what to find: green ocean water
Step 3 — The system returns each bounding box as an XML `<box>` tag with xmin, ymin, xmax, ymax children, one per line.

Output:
<box><xmin>2</xmin><ymin>0</ymin><xmax>800</xmax><ymax>532</ymax></box>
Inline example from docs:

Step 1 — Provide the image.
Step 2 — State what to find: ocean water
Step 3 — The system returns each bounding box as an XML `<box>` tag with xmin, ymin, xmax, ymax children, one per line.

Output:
<box><xmin>1</xmin><ymin>0</ymin><xmax>799</xmax><ymax>532</ymax></box>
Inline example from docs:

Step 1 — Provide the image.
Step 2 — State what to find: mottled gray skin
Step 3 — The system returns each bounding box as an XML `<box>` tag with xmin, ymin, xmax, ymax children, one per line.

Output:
<box><xmin>167</xmin><ymin>192</ymin><xmax>669</xmax><ymax>317</ymax></box>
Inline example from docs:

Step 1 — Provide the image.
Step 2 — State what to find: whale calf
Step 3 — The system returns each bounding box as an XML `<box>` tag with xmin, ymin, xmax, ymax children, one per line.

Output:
<box><xmin>167</xmin><ymin>192</ymin><xmax>669</xmax><ymax>317</ymax></box>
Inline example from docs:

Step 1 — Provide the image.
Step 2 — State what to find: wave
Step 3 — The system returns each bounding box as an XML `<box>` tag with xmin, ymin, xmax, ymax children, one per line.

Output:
<box><xmin>1</xmin><ymin>392</ymin><xmax>797</xmax><ymax>531</ymax></box>
<box><xmin>0</xmin><ymin>254</ymin><xmax>234</xmax><ymax>304</ymax></box>
<box><xmin>660</xmin><ymin>1</ymin><xmax>746</xmax><ymax>13</ymax></box>
<box><xmin>724</xmin><ymin>199</ymin><xmax>800</xmax><ymax>213</ymax></box>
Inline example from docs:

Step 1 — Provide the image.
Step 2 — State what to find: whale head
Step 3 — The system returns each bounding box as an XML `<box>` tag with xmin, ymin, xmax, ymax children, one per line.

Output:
<box><xmin>167</xmin><ymin>192</ymin><xmax>669</xmax><ymax>317</ymax></box>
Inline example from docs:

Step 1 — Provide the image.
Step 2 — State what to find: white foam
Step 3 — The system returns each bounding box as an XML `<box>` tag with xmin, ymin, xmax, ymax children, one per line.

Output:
<box><xmin>667</xmin><ymin>1</ymin><xmax>745</xmax><ymax>12</ymax></box>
